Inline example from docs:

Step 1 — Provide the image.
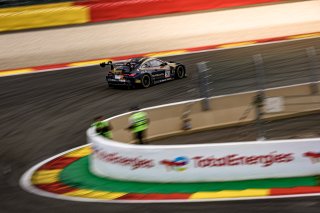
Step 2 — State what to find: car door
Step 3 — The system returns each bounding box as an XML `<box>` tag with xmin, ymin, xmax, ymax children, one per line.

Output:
<box><xmin>140</xmin><ymin>61</ymin><xmax>152</xmax><ymax>74</ymax></box>
<box><xmin>149</xmin><ymin>59</ymin><xmax>170</xmax><ymax>81</ymax></box>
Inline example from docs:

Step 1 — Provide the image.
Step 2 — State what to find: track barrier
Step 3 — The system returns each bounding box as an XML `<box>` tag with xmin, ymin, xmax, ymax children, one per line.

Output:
<box><xmin>0</xmin><ymin>0</ymin><xmax>281</xmax><ymax>32</ymax></box>
<box><xmin>76</xmin><ymin>0</ymin><xmax>281</xmax><ymax>23</ymax></box>
<box><xmin>0</xmin><ymin>2</ymin><xmax>89</xmax><ymax>32</ymax></box>
<box><xmin>88</xmin><ymin>82</ymin><xmax>320</xmax><ymax>182</ymax></box>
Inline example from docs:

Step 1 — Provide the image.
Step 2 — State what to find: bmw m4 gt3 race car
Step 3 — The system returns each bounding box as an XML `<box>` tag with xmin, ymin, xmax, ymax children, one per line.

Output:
<box><xmin>100</xmin><ymin>57</ymin><xmax>186</xmax><ymax>88</ymax></box>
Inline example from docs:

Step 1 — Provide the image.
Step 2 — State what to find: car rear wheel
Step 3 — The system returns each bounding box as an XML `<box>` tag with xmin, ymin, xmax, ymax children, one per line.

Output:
<box><xmin>175</xmin><ymin>66</ymin><xmax>185</xmax><ymax>79</ymax></box>
<box><xmin>141</xmin><ymin>74</ymin><xmax>151</xmax><ymax>88</ymax></box>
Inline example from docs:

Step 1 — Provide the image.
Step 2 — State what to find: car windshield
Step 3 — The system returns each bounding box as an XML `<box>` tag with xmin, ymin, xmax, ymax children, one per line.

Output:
<box><xmin>114</xmin><ymin>63</ymin><xmax>140</xmax><ymax>72</ymax></box>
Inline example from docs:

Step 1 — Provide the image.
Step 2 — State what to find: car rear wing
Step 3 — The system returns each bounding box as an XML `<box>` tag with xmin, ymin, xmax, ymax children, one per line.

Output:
<box><xmin>100</xmin><ymin>61</ymin><xmax>114</xmax><ymax>70</ymax></box>
<box><xmin>100</xmin><ymin>61</ymin><xmax>134</xmax><ymax>72</ymax></box>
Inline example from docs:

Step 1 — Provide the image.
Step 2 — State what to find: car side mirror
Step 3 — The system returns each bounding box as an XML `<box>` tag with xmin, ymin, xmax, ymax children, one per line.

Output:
<box><xmin>160</xmin><ymin>62</ymin><xmax>168</xmax><ymax>67</ymax></box>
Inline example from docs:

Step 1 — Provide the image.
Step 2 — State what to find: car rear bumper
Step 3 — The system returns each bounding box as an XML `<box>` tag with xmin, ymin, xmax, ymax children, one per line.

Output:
<box><xmin>106</xmin><ymin>77</ymin><xmax>134</xmax><ymax>86</ymax></box>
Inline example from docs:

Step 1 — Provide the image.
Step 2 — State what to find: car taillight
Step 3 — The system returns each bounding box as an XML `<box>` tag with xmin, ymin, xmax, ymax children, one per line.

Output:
<box><xmin>124</xmin><ymin>73</ymin><xmax>136</xmax><ymax>77</ymax></box>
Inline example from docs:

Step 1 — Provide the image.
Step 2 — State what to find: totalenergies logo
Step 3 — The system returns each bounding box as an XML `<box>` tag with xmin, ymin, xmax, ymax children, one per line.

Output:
<box><xmin>160</xmin><ymin>156</ymin><xmax>189</xmax><ymax>172</ymax></box>
<box><xmin>303</xmin><ymin>152</ymin><xmax>320</xmax><ymax>164</ymax></box>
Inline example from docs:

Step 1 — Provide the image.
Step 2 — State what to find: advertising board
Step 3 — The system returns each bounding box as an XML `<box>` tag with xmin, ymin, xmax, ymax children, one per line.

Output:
<box><xmin>88</xmin><ymin>130</ymin><xmax>320</xmax><ymax>182</ymax></box>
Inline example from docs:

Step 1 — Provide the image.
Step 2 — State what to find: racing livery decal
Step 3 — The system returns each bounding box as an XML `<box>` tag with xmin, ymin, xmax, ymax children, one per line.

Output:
<box><xmin>100</xmin><ymin>57</ymin><xmax>186</xmax><ymax>89</ymax></box>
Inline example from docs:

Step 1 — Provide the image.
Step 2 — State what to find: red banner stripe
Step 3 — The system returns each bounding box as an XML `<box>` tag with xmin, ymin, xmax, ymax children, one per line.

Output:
<box><xmin>76</xmin><ymin>0</ymin><xmax>281</xmax><ymax>23</ymax></box>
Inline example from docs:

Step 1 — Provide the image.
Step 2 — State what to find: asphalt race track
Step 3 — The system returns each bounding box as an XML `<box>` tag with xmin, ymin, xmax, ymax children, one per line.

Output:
<box><xmin>1</xmin><ymin>37</ymin><xmax>320</xmax><ymax>212</ymax></box>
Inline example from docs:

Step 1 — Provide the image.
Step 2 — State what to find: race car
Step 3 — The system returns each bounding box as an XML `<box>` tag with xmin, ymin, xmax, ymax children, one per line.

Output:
<box><xmin>100</xmin><ymin>57</ymin><xmax>186</xmax><ymax>88</ymax></box>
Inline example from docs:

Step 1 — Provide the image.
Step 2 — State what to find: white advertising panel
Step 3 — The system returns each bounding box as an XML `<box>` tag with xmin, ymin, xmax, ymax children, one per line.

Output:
<box><xmin>264</xmin><ymin>96</ymin><xmax>284</xmax><ymax>113</ymax></box>
<box><xmin>88</xmin><ymin>129</ymin><xmax>320</xmax><ymax>183</ymax></box>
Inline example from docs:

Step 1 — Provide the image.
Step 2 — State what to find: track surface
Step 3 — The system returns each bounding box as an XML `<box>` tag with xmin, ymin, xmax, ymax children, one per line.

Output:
<box><xmin>1</xmin><ymin>38</ymin><xmax>320</xmax><ymax>212</ymax></box>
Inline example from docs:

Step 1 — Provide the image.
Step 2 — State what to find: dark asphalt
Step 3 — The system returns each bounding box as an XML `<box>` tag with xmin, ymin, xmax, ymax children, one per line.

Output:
<box><xmin>0</xmin><ymin>37</ymin><xmax>320</xmax><ymax>213</ymax></box>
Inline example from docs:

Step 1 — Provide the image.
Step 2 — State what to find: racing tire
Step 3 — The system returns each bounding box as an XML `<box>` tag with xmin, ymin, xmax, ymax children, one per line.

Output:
<box><xmin>141</xmin><ymin>74</ymin><xmax>151</xmax><ymax>88</ymax></box>
<box><xmin>175</xmin><ymin>66</ymin><xmax>185</xmax><ymax>79</ymax></box>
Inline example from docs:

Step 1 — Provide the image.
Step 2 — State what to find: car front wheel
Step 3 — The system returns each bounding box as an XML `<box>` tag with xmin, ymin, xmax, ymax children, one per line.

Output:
<box><xmin>175</xmin><ymin>66</ymin><xmax>185</xmax><ymax>79</ymax></box>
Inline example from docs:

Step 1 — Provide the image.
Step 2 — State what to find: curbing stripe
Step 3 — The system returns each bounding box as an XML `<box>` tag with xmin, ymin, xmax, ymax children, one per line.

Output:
<box><xmin>218</xmin><ymin>41</ymin><xmax>257</xmax><ymax>48</ymax></box>
<box><xmin>35</xmin><ymin>182</ymin><xmax>77</xmax><ymax>194</ymax></box>
<box><xmin>288</xmin><ymin>32</ymin><xmax>320</xmax><ymax>40</ymax></box>
<box><xmin>68</xmin><ymin>59</ymin><xmax>111</xmax><ymax>67</ymax></box>
<box><xmin>64</xmin><ymin>189</ymin><xmax>127</xmax><ymax>200</ymax></box>
<box><xmin>270</xmin><ymin>186</ymin><xmax>320</xmax><ymax>196</ymax></box>
<box><xmin>38</xmin><ymin>156</ymin><xmax>80</xmax><ymax>170</ymax></box>
<box><xmin>189</xmin><ymin>189</ymin><xmax>270</xmax><ymax>199</ymax></box>
<box><xmin>22</xmin><ymin>144</ymin><xmax>320</xmax><ymax>202</ymax></box>
<box><xmin>63</xmin><ymin>146</ymin><xmax>92</xmax><ymax>158</ymax></box>
<box><xmin>118</xmin><ymin>193</ymin><xmax>191</xmax><ymax>200</ymax></box>
<box><xmin>1</xmin><ymin>32</ymin><xmax>319</xmax><ymax>78</ymax></box>
<box><xmin>0</xmin><ymin>68</ymin><xmax>34</xmax><ymax>77</ymax></box>
<box><xmin>186</xmin><ymin>44</ymin><xmax>219</xmax><ymax>52</ymax></box>
<box><xmin>145</xmin><ymin>50</ymin><xmax>188</xmax><ymax>57</ymax></box>
<box><xmin>31</xmin><ymin>169</ymin><xmax>62</xmax><ymax>185</ymax></box>
<box><xmin>33</xmin><ymin>63</ymin><xmax>70</xmax><ymax>71</ymax></box>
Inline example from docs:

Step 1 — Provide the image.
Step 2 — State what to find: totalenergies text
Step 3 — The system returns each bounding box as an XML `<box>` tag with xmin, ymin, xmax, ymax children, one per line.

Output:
<box><xmin>192</xmin><ymin>152</ymin><xmax>294</xmax><ymax>168</ymax></box>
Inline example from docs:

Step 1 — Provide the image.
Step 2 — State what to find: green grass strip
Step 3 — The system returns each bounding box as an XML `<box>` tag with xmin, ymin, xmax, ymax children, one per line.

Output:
<box><xmin>59</xmin><ymin>156</ymin><xmax>317</xmax><ymax>193</ymax></box>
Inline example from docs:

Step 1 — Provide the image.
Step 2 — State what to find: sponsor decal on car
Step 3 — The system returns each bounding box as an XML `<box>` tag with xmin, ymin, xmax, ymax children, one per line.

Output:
<box><xmin>114</xmin><ymin>75</ymin><xmax>123</xmax><ymax>80</ymax></box>
<box><xmin>108</xmin><ymin>79</ymin><xmax>128</xmax><ymax>82</ymax></box>
<box><xmin>165</xmin><ymin>70</ymin><xmax>170</xmax><ymax>78</ymax></box>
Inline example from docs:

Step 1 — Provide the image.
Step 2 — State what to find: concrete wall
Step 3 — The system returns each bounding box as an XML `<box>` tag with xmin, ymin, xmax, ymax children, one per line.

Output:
<box><xmin>109</xmin><ymin>82</ymin><xmax>320</xmax><ymax>143</ymax></box>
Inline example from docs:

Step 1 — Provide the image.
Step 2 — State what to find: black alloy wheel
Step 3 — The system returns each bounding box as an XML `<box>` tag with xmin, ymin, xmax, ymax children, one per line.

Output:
<box><xmin>141</xmin><ymin>74</ymin><xmax>151</xmax><ymax>88</ymax></box>
<box><xmin>175</xmin><ymin>66</ymin><xmax>185</xmax><ymax>79</ymax></box>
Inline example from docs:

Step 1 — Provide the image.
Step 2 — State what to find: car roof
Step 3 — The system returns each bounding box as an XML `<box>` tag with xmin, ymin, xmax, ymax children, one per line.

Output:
<box><xmin>130</xmin><ymin>57</ymin><xmax>149</xmax><ymax>64</ymax></box>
